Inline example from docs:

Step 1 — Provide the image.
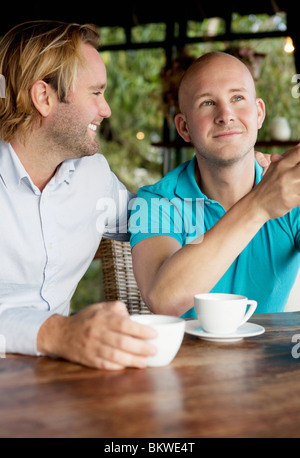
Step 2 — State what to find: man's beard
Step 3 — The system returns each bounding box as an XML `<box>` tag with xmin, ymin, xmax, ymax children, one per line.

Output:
<box><xmin>193</xmin><ymin>137</ymin><xmax>256</xmax><ymax>171</ymax></box>
<box><xmin>45</xmin><ymin>102</ymin><xmax>99</xmax><ymax>160</ymax></box>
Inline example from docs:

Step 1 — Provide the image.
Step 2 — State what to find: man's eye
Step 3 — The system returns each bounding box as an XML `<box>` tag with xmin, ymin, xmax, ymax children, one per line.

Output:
<box><xmin>202</xmin><ymin>100</ymin><xmax>214</xmax><ymax>106</ymax></box>
<box><xmin>233</xmin><ymin>95</ymin><xmax>243</xmax><ymax>101</ymax></box>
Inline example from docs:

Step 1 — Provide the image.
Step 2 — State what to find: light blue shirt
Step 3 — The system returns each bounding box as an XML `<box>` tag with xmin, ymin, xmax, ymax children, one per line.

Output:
<box><xmin>130</xmin><ymin>156</ymin><xmax>300</xmax><ymax>316</ymax></box>
<box><xmin>0</xmin><ymin>141</ymin><xmax>131</xmax><ymax>355</ymax></box>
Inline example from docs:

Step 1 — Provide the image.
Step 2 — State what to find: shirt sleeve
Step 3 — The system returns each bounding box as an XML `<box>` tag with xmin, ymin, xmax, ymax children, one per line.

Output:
<box><xmin>0</xmin><ymin>306</ymin><xmax>62</xmax><ymax>356</ymax></box>
<box><xmin>129</xmin><ymin>184</ymin><xmax>205</xmax><ymax>249</ymax></box>
<box><xmin>96</xmin><ymin>169</ymin><xmax>135</xmax><ymax>242</ymax></box>
<box><xmin>129</xmin><ymin>187</ymin><xmax>185</xmax><ymax>248</ymax></box>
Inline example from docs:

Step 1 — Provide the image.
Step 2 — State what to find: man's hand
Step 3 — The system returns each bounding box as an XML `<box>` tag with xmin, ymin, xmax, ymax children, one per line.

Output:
<box><xmin>255</xmin><ymin>151</ymin><xmax>271</xmax><ymax>175</ymax></box>
<box><xmin>37</xmin><ymin>301</ymin><xmax>157</xmax><ymax>370</ymax></box>
<box><xmin>253</xmin><ymin>144</ymin><xmax>300</xmax><ymax>221</ymax></box>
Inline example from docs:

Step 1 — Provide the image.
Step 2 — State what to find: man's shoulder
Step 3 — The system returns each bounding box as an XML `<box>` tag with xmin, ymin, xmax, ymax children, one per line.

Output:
<box><xmin>69</xmin><ymin>153</ymin><xmax>120</xmax><ymax>195</ymax></box>
<box><xmin>74</xmin><ymin>152</ymin><xmax>109</xmax><ymax>169</ymax></box>
<box><xmin>72</xmin><ymin>153</ymin><xmax>113</xmax><ymax>181</ymax></box>
<box><xmin>138</xmin><ymin>159</ymin><xmax>193</xmax><ymax>199</ymax></box>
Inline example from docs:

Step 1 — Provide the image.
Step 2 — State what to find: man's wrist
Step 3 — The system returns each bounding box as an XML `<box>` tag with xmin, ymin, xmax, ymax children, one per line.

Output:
<box><xmin>37</xmin><ymin>313</ymin><xmax>67</xmax><ymax>355</ymax></box>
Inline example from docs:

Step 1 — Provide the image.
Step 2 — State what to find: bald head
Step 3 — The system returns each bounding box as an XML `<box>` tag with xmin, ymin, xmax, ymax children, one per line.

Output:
<box><xmin>178</xmin><ymin>52</ymin><xmax>257</xmax><ymax>114</ymax></box>
<box><xmin>174</xmin><ymin>50</ymin><xmax>265</xmax><ymax>168</ymax></box>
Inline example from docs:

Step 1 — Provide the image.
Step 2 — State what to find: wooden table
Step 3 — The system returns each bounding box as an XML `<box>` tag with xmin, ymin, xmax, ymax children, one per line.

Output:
<box><xmin>1</xmin><ymin>312</ymin><xmax>300</xmax><ymax>439</ymax></box>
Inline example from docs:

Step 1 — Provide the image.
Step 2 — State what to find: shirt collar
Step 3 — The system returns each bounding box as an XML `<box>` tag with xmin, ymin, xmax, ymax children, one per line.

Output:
<box><xmin>0</xmin><ymin>141</ymin><xmax>75</xmax><ymax>191</ymax></box>
<box><xmin>175</xmin><ymin>155</ymin><xmax>204</xmax><ymax>200</ymax></box>
<box><xmin>254</xmin><ymin>158</ymin><xmax>263</xmax><ymax>185</ymax></box>
<box><xmin>0</xmin><ymin>141</ymin><xmax>28</xmax><ymax>191</ymax></box>
<box><xmin>175</xmin><ymin>153</ymin><xmax>263</xmax><ymax>200</ymax></box>
<box><xmin>53</xmin><ymin>159</ymin><xmax>75</xmax><ymax>186</ymax></box>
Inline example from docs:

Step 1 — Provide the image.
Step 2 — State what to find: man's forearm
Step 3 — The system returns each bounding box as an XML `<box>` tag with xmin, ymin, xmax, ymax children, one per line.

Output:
<box><xmin>147</xmin><ymin>190</ymin><xmax>267</xmax><ymax>316</ymax></box>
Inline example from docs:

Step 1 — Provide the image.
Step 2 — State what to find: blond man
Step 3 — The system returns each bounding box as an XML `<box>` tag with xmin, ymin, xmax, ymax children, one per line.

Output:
<box><xmin>0</xmin><ymin>21</ymin><xmax>157</xmax><ymax>369</ymax></box>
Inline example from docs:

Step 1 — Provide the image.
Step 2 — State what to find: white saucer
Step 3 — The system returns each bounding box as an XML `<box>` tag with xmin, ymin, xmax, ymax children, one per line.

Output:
<box><xmin>185</xmin><ymin>320</ymin><xmax>265</xmax><ymax>342</ymax></box>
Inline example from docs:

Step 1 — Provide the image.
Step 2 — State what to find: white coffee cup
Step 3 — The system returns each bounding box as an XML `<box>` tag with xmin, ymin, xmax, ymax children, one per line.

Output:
<box><xmin>130</xmin><ymin>314</ymin><xmax>185</xmax><ymax>367</ymax></box>
<box><xmin>194</xmin><ymin>293</ymin><xmax>257</xmax><ymax>335</ymax></box>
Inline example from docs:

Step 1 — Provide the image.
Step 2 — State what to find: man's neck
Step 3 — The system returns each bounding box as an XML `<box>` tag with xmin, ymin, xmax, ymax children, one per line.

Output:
<box><xmin>11</xmin><ymin>136</ymin><xmax>61</xmax><ymax>192</ymax></box>
<box><xmin>195</xmin><ymin>153</ymin><xmax>256</xmax><ymax>211</ymax></box>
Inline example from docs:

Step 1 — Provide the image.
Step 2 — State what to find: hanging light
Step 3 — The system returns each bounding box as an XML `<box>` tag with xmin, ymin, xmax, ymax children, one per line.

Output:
<box><xmin>284</xmin><ymin>36</ymin><xmax>295</xmax><ymax>53</ymax></box>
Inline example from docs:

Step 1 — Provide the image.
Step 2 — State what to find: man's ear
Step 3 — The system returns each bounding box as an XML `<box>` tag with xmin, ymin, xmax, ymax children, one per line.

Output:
<box><xmin>30</xmin><ymin>80</ymin><xmax>56</xmax><ymax>118</ymax></box>
<box><xmin>174</xmin><ymin>113</ymin><xmax>191</xmax><ymax>143</ymax></box>
<box><xmin>256</xmin><ymin>98</ymin><xmax>266</xmax><ymax>130</ymax></box>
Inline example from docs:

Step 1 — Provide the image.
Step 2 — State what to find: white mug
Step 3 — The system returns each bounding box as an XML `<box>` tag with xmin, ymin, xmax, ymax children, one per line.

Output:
<box><xmin>130</xmin><ymin>314</ymin><xmax>185</xmax><ymax>366</ymax></box>
<box><xmin>194</xmin><ymin>293</ymin><xmax>257</xmax><ymax>335</ymax></box>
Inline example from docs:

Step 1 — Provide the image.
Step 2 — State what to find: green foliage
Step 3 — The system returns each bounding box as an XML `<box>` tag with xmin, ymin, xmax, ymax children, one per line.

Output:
<box><xmin>98</xmin><ymin>26</ymin><xmax>166</xmax><ymax>192</ymax></box>
<box><xmin>255</xmin><ymin>38</ymin><xmax>299</xmax><ymax>143</ymax></box>
<box><xmin>231</xmin><ymin>13</ymin><xmax>300</xmax><ymax>151</ymax></box>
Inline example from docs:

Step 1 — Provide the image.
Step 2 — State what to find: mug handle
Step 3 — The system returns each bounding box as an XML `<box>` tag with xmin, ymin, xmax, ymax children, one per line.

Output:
<box><xmin>239</xmin><ymin>300</ymin><xmax>257</xmax><ymax>326</ymax></box>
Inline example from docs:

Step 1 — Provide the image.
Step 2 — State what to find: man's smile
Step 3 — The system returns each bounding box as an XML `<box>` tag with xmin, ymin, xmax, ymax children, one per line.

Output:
<box><xmin>88</xmin><ymin>123</ymin><xmax>98</xmax><ymax>132</ymax></box>
<box><xmin>213</xmin><ymin>130</ymin><xmax>243</xmax><ymax>139</ymax></box>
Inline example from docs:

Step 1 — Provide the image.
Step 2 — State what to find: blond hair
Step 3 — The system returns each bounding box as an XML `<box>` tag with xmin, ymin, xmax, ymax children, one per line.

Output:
<box><xmin>0</xmin><ymin>21</ymin><xmax>101</xmax><ymax>143</ymax></box>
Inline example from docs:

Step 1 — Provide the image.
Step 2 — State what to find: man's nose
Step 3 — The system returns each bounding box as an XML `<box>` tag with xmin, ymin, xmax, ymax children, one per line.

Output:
<box><xmin>99</xmin><ymin>97</ymin><xmax>111</xmax><ymax>119</ymax></box>
<box><xmin>215</xmin><ymin>104</ymin><xmax>235</xmax><ymax>125</ymax></box>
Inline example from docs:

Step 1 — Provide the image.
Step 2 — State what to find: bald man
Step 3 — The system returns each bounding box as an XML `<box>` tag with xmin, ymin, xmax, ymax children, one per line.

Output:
<box><xmin>129</xmin><ymin>52</ymin><xmax>300</xmax><ymax>317</ymax></box>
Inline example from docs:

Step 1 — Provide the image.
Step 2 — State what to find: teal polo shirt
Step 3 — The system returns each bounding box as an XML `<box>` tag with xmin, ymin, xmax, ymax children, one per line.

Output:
<box><xmin>129</xmin><ymin>156</ymin><xmax>300</xmax><ymax>316</ymax></box>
